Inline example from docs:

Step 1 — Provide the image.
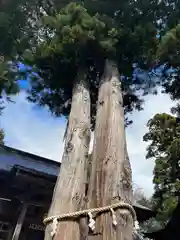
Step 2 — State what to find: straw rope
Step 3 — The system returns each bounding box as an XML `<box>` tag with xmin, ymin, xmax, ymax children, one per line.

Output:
<box><xmin>43</xmin><ymin>201</ymin><xmax>139</xmax><ymax>238</ymax></box>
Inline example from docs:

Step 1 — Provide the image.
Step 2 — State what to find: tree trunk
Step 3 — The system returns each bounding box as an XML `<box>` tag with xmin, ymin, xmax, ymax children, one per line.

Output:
<box><xmin>123</xmin><ymin>141</ymin><xmax>133</xmax><ymax>204</ymax></box>
<box><xmin>44</xmin><ymin>71</ymin><xmax>91</xmax><ymax>240</ymax></box>
<box><xmin>87</xmin><ymin>59</ymin><xmax>134</xmax><ymax>239</ymax></box>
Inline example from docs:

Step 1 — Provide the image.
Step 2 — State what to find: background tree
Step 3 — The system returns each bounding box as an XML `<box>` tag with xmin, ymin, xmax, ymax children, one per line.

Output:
<box><xmin>154</xmin><ymin>9</ymin><xmax>180</xmax><ymax>117</ymax></box>
<box><xmin>143</xmin><ymin>113</ymin><xmax>180</xmax><ymax>225</ymax></box>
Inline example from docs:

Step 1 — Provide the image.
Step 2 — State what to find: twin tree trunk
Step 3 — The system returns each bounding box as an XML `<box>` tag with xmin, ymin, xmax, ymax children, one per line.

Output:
<box><xmin>87</xmin><ymin>60</ymin><xmax>133</xmax><ymax>239</ymax></box>
<box><xmin>45</xmin><ymin>60</ymin><xmax>133</xmax><ymax>240</ymax></box>
<box><xmin>44</xmin><ymin>71</ymin><xmax>91</xmax><ymax>240</ymax></box>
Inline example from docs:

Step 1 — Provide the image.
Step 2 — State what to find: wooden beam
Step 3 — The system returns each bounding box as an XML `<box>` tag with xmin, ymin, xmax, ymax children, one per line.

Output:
<box><xmin>0</xmin><ymin>197</ymin><xmax>11</xmax><ymax>202</ymax></box>
<box><xmin>28</xmin><ymin>200</ymin><xmax>50</xmax><ymax>208</ymax></box>
<box><xmin>11</xmin><ymin>202</ymin><xmax>28</xmax><ymax>240</ymax></box>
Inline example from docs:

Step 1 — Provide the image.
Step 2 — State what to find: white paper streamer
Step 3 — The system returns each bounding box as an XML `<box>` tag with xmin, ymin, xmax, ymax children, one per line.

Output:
<box><xmin>51</xmin><ymin>217</ymin><xmax>58</xmax><ymax>237</ymax></box>
<box><xmin>88</xmin><ymin>212</ymin><xmax>96</xmax><ymax>231</ymax></box>
<box><xmin>110</xmin><ymin>208</ymin><xmax>117</xmax><ymax>226</ymax></box>
<box><xmin>134</xmin><ymin>220</ymin><xmax>140</xmax><ymax>231</ymax></box>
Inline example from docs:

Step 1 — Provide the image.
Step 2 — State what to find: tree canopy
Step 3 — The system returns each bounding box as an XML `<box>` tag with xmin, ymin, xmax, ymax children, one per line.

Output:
<box><xmin>1</xmin><ymin>0</ymin><xmax>180</xmax><ymax>106</ymax></box>
<box><xmin>155</xmin><ymin>12</ymin><xmax>180</xmax><ymax>117</ymax></box>
<box><xmin>143</xmin><ymin>113</ymin><xmax>180</xmax><ymax>224</ymax></box>
<box><xmin>2</xmin><ymin>0</ymin><xmax>180</xmax><ymax>119</ymax></box>
<box><xmin>20</xmin><ymin>0</ymin><xmax>165</xmax><ymax>128</ymax></box>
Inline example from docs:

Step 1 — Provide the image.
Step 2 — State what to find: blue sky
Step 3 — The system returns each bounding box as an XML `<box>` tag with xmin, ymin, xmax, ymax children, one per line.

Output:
<box><xmin>0</xmin><ymin>80</ymin><xmax>175</xmax><ymax>197</ymax></box>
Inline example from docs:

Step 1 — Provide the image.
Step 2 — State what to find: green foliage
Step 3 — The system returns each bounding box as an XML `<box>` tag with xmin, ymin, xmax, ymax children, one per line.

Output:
<box><xmin>156</xmin><ymin>20</ymin><xmax>180</xmax><ymax>117</ymax></box>
<box><xmin>22</xmin><ymin>2</ymin><xmax>146</xmax><ymax>127</ymax></box>
<box><xmin>23</xmin><ymin>0</ymin><xmax>162</xmax><ymax>122</ymax></box>
<box><xmin>157</xmin><ymin>24</ymin><xmax>180</xmax><ymax>67</ymax></box>
<box><xmin>143</xmin><ymin>113</ymin><xmax>180</xmax><ymax>224</ymax></box>
<box><xmin>2</xmin><ymin>0</ymin><xmax>179</xmax><ymax>124</ymax></box>
<box><xmin>140</xmin><ymin>217</ymin><xmax>164</xmax><ymax>238</ymax></box>
<box><xmin>144</xmin><ymin>113</ymin><xmax>180</xmax><ymax>159</ymax></box>
<box><xmin>0</xmin><ymin>0</ymin><xmax>58</xmax><ymax>99</ymax></box>
<box><xmin>0</xmin><ymin>0</ymin><xmax>34</xmax><ymax>100</ymax></box>
<box><xmin>23</xmin><ymin>3</ymin><xmax>118</xmax><ymax>120</ymax></box>
<box><xmin>25</xmin><ymin>2</ymin><xmax>119</xmax><ymax>61</ymax></box>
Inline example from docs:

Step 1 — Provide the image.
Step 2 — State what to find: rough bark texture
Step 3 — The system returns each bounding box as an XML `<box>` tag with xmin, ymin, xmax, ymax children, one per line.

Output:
<box><xmin>87</xmin><ymin>59</ymin><xmax>134</xmax><ymax>240</ymax></box>
<box><xmin>123</xmin><ymin>141</ymin><xmax>133</xmax><ymax>204</ymax></box>
<box><xmin>44</xmin><ymin>72</ymin><xmax>91</xmax><ymax>240</ymax></box>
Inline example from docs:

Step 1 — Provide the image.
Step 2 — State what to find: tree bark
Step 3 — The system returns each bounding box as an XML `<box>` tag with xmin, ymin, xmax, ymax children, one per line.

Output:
<box><xmin>87</xmin><ymin>59</ymin><xmax>134</xmax><ymax>240</ymax></box>
<box><xmin>44</xmin><ymin>71</ymin><xmax>91</xmax><ymax>240</ymax></box>
<box><xmin>123</xmin><ymin>141</ymin><xmax>133</xmax><ymax>204</ymax></box>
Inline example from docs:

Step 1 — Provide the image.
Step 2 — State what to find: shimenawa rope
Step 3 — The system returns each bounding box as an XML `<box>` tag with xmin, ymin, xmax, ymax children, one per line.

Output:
<box><xmin>43</xmin><ymin>201</ymin><xmax>140</xmax><ymax>238</ymax></box>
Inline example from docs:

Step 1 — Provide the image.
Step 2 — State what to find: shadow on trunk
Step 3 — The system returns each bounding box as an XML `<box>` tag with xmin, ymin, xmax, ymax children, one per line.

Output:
<box><xmin>44</xmin><ymin>70</ymin><xmax>91</xmax><ymax>240</ymax></box>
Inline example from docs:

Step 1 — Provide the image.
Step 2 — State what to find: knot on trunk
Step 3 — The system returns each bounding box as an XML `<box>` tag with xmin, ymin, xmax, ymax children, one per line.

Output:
<box><xmin>72</xmin><ymin>192</ymin><xmax>82</xmax><ymax>205</ymax></box>
<box><xmin>99</xmin><ymin>100</ymin><xmax>104</xmax><ymax>106</ymax></box>
<box><xmin>78</xmin><ymin>123</ymin><xmax>90</xmax><ymax>140</ymax></box>
<box><xmin>65</xmin><ymin>141</ymin><xmax>74</xmax><ymax>153</ymax></box>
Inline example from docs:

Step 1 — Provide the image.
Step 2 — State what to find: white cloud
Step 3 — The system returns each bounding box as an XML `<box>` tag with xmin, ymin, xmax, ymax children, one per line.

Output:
<box><xmin>1</xmin><ymin>91</ymin><xmax>66</xmax><ymax>161</ymax></box>
<box><xmin>0</xmin><ymin>90</ymin><xmax>174</xmax><ymax>197</ymax></box>
<box><xmin>126</xmin><ymin>91</ymin><xmax>174</xmax><ymax>197</ymax></box>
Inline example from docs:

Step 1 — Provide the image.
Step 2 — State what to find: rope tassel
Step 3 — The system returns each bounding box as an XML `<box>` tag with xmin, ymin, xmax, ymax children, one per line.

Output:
<box><xmin>51</xmin><ymin>217</ymin><xmax>58</xmax><ymax>238</ymax></box>
<box><xmin>88</xmin><ymin>212</ymin><xmax>96</xmax><ymax>231</ymax></box>
<box><xmin>134</xmin><ymin>220</ymin><xmax>140</xmax><ymax>231</ymax></box>
<box><xmin>110</xmin><ymin>208</ymin><xmax>117</xmax><ymax>226</ymax></box>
